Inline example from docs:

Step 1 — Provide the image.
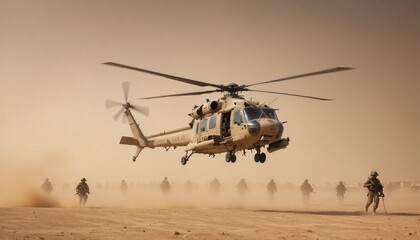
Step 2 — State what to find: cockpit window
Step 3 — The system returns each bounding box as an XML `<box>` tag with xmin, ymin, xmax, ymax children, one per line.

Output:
<box><xmin>263</xmin><ymin>108</ymin><xmax>278</xmax><ymax>120</ymax></box>
<box><xmin>233</xmin><ymin>110</ymin><xmax>243</xmax><ymax>125</ymax></box>
<box><xmin>243</xmin><ymin>107</ymin><xmax>278</xmax><ymax>122</ymax></box>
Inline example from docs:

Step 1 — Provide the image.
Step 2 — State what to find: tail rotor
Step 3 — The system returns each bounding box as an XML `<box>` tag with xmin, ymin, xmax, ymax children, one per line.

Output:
<box><xmin>106</xmin><ymin>82</ymin><xmax>149</xmax><ymax>122</ymax></box>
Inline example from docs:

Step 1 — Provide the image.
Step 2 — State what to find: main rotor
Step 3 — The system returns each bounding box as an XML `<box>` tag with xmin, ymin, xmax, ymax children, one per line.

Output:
<box><xmin>103</xmin><ymin>62</ymin><xmax>353</xmax><ymax>101</ymax></box>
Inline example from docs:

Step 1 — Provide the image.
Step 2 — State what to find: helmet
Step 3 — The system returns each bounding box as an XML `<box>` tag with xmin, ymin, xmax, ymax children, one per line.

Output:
<box><xmin>370</xmin><ymin>171</ymin><xmax>379</xmax><ymax>176</ymax></box>
<box><xmin>81</xmin><ymin>178</ymin><xmax>87</xmax><ymax>182</ymax></box>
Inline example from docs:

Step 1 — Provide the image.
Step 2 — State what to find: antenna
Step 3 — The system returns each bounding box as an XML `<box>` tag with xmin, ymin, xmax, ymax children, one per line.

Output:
<box><xmin>268</xmin><ymin>98</ymin><xmax>279</xmax><ymax>106</ymax></box>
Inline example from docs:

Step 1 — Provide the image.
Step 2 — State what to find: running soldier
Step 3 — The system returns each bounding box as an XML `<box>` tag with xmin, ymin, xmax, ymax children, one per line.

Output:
<box><xmin>120</xmin><ymin>180</ymin><xmax>128</xmax><ymax>194</ymax></box>
<box><xmin>185</xmin><ymin>180</ymin><xmax>192</xmax><ymax>191</ymax></box>
<box><xmin>41</xmin><ymin>178</ymin><xmax>53</xmax><ymax>195</ymax></box>
<box><xmin>210</xmin><ymin>178</ymin><xmax>221</xmax><ymax>194</ymax></box>
<box><xmin>237</xmin><ymin>178</ymin><xmax>248</xmax><ymax>197</ymax></box>
<box><xmin>336</xmin><ymin>181</ymin><xmax>347</xmax><ymax>204</ymax></box>
<box><xmin>267</xmin><ymin>179</ymin><xmax>277</xmax><ymax>200</ymax></box>
<box><xmin>363</xmin><ymin>171</ymin><xmax>384</xmax><ymax>214</ymax></box>
<box><xmin>160</xmin><ymin>177</ymin><xmax>171</xmax><ymax>195</ymax></box>
<box><xmin>300</xmin><ymin>179</ymin><xmax>314</xmax><ymax>204</ymax></box>
<box><xmin>76</xmin><ymin>178</ymin><xmax>90</xmax><ymax>207</ymax></box>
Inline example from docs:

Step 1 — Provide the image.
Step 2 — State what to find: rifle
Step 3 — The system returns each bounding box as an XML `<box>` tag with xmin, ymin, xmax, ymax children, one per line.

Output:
<box><xmin>370</xmin><ymin>180</ymin><xmax>385</xmax><ymax>197</ymax></box>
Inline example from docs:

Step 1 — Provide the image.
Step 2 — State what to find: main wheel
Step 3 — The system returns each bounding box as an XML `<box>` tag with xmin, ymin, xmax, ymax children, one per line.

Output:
<box><xmin>259</xmin><ymin>153</ymin><xmax>266</xmax><ymax>163</ymax></box>
<box><xmin>254</xmin><ymin>153</ymin><xmax>260</xmax><ymax>163</ymax></box>
<box><xmin>225</xmin><ymin>152</ymin><xmax>232</xmax><ymax>162</ymax></box>
<box><xmin>181</xmin><ymin>156</ymin><xmax>188</xmax><ymax>165</ymax></box>
<box><xmin>230</xmin><ymin>154</ymin><xmax>237</xmax><ymax>163</ymax></box>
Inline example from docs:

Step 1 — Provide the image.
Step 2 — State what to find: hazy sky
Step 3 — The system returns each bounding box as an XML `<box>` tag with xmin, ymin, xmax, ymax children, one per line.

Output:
<box><xmin>0</xmin><ymin>0</ymin><xmax>419</xmax><ymax>185</ymax></box>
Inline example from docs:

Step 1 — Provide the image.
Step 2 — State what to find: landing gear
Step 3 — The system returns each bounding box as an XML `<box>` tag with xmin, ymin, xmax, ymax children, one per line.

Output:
<box><xmin>225</xmin><ymin>151</ymin><xmax>237</xmax><ymax>163</ymax></box>
<box><xmin>254</xmin><ymin>152</ymin><xmax>267</xmax><ymax>163</ymax></box>
<box><xmin>259</xmin><ymin>153</ymin><xmax>266</xmax><ymax>163</ymax></box>
<box><xmin>180</xmin><ymin>152</ymin><xmax>194</xmax><ymax>165</ymax></box>
<box><xmin>181</xmin><ymin>156</ymin><xmax>188</xmax><ymax>165</ymax></box>
<box><xmin>231</xmin><ymin>155</ymin><xmax>237</xmax><ymax>163</ymax></box>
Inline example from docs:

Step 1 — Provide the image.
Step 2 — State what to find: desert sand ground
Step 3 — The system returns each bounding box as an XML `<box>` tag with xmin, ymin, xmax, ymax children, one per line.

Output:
<box><xmin>1</xmin><ymin>206</ymin><xmax>420</xmax><ymax>240</ymax></box>
<box><xmin>1</xmin><ymin>185</ymin><xmax>420</xmax><ymax>240</ymax></box>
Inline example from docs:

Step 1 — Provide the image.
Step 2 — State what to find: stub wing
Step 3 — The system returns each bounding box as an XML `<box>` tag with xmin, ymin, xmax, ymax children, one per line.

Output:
<box><xmin>120</xmin><ymin>136</ymin><xmax>139</xmax><ymax>146</ymax></box>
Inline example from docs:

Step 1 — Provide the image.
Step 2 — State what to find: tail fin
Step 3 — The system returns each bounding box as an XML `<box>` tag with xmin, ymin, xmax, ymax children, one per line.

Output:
<box><xmin>119</xmin><ymin>109</ymin><xmax>148</xmax><ymax>161</ymax></box>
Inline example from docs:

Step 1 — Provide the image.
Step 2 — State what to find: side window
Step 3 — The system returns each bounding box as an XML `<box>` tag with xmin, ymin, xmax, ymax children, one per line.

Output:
<box><xmin>200</xmin><ymin>118</ymin><xmax>208</xmax><ymax>132</ymax></box>
<box><xmin>196</xmin><ymin>123</ymin><xmax>199</xmax><ymax>134</ymax></box>
<box><xmin>209</xmin><ymin>116</ymin><xmax>217</xmax><ymax>129</ymax></box>
<box><xmin>233</xmin><ymin>110</ymin><xmax>243</xmax><ymax>125</ymax></box>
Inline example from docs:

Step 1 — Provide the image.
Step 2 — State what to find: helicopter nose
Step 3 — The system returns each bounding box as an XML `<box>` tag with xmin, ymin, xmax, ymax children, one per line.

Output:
<box><xmin>247</xmin><ymin>120</ymin><xmax>261</xmax><ymax>136</ymax></box>
<box><xmin>276</xmin><ymin>122</ymin><xmax>284</xmax><ymax>138</ymax></box>
<box><xmin>260</xmin><ymin>119</ymin><xmax>283</xmax><ymax>138</ymax></box>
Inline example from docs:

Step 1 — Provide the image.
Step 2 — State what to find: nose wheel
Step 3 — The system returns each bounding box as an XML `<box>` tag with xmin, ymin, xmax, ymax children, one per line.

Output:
<box><xmin>225</xmin><ymin>152</ymin><xmax>237</xmax><ymax>163</ymax></box>
<box><xmin>254</xmin><ymin>152</ymin><xmax>266</xmax><ymax>163</ymax></box>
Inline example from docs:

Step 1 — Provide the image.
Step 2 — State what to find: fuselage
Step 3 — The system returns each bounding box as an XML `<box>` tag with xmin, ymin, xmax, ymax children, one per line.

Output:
<box><xmin>138</xmin><ymin>95</ymin><xmax>287</xmax><ymax>155</ymax></box>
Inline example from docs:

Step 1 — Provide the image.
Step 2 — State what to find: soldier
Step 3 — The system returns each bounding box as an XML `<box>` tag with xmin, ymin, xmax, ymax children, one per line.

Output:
<box><xmin>222</xmin><ymin>117</ymin><xmax>230</xmax><ymax>137</ymax></box>
<box><xmin>76</xmin><ymin>178</ymin><xmax>90</xmax><ymax>207</ymax></box>
<box><xmin>160</xmin><ymin>177</ymin><xmax>171</xmax><ymax>195</ymax></box>
<box><xmin>120</xmin><ymin>180</ymin><xmax>128</xmax><ymax>194</ymax></box>
<box><xmin>185</xmin><ymin>180</ymin><xmax>192</xmax><ymax>191</ymax></box>
<box><xmin>41</xmin><ymin>178</ymin><xmax>53</xmax><ymax>195</ymax></box>
<box><xmin>363</xmin><ymin>171</ymin><xmax>384</xmax><ymax>214</ymax></box>
<box><xmin>336</xmin><ymin>181</ymin><xmax>347</xmax><ymax>204</ymax></box>
<box><xmin>210</xmin><ymin>178</ymin><xmax>221</xmax><ymax>194</ymax></box>
<box><xmin>267</xmin><ymin>179</ymin><xmax>277</xmax><ymax>200</ymax></box>
<box><xmin>237</xmin><ymin>178</ymin><xmax>248</xmax><ymax>197</ymax></box>
<box><xmin>300</xmin><ymin>179</ymin><xmax>314</xmax><ymax>204</ymax></box>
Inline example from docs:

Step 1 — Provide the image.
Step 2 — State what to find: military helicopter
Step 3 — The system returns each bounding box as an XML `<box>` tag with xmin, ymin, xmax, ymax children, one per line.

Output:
<box><xmin>105</xmin><ymin>62</ymin><xmax>352</xmax><ymax>165</ymax></box>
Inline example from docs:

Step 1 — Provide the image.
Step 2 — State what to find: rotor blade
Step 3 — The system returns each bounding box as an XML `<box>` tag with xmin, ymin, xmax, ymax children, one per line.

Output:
<box><xmin>131</xmin><ymin>104</ymin><xmax>150</xmax><ymax>117</ymax></box>
<box><xmin>122</xmin><ymin>81</ymin><xmax>130</xmax><ymax>102</ymax></box>
<box><xmin>105</xmin><ymin>99</ymin><xmax>123</xmax><ymax>109</ymax></box>
<box><xmin>113</xmin><ymin>107</ymin><xmax>125</xmax><ymax>121</ymax></box>
<box><xmin>138</xmin><ymin>90</ymin><xmax>219</xmax><ymax>100</ymax></box>
<box><xmin>249</xmin><ymin>89</ymin><xmax>333</xmax><ymax>101</ymax></box>
<box><xmin>103</xmin><ymin>62</ymin><xmax>221</xmax><ymax>88</ymax></box>
<box><xmin>246</xmin><ymin>67</ymin><xmax>353</xmax><ymax>87</ymax></box>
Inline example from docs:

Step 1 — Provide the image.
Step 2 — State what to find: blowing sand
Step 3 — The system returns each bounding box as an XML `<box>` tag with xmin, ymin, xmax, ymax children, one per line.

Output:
<box><xmin>1</xmin><ymin>185</ymin><xmax>419</xmax><ymax>240</ymax></box>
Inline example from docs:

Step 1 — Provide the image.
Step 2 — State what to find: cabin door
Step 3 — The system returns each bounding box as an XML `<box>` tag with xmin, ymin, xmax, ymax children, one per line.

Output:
<box><xmin>221</xmin><ymin>112</ymin><xmax>231</xmax><ymax>138</ymax></box>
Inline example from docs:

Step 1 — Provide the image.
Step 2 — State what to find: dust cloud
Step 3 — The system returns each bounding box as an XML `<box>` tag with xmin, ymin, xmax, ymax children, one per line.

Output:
<box><xmin>1</xmin><ymin>157</ymin><xmax>418</xmax><ymax>211</ymax></box>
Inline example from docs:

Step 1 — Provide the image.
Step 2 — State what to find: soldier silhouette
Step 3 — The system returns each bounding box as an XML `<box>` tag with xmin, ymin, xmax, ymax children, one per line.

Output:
<box><xmin>120</xmin><ymin>180</ymin><xmax>128</xmax><ymax>194</ymax></box>
<box><xmin>237</xmin><ymin>178</ymin><xmax>248</xmax><ymax>197</ymax></box>
<box><xmin>76</xmin><ymin>178</ymin><xmax>90</xmax><ymax>207</ymax></box>
<box><xmin>336</xmin><ymin>181</ymin><xmax>347</xmax><ymax>204</ymax></box>
<box><xmin>185</xmin><ymin>180</ymin><xmax>192</xmax><ymax>191</ymax></box>
<box><xmin>300</xmin><ymin>179</ymin><xmax>313</xmax><ymax>204</ymax></box>
<box><xmin>41</xmin><ymin>178</ymin><xmax>53</xmax><ymax>195</ymax></box>
<box><xmin>210</xmin><ymin>178</ymin><xmax>221</xmax><ymax>194</ymax></box>
<box><xmin>160</xmin><ymin>177</ymin><xmax>171</xmax><ymax>195</ymax></box>
<box><xmin>267</xmin><ymin>179</ymin><xmax>277</xmax><ymax>200</ymax></box>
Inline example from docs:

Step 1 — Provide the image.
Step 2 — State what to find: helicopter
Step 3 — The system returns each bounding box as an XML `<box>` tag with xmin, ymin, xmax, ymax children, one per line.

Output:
<box><xmin>105</xmin><ymin>62</ymin><xmax>352</xmax><ymax>165</ymax></box>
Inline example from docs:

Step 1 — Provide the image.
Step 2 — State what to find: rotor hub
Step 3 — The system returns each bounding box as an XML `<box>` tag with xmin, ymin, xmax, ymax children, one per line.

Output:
<box><xmin>220</xmin><ymin>83</ymin><xmax>247</xmax><ymax>96</ymax></box>
<box><xmin>123</xmin><ymin>102</ymin><xmax>131</xmax><ymax>109</ymax></box>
